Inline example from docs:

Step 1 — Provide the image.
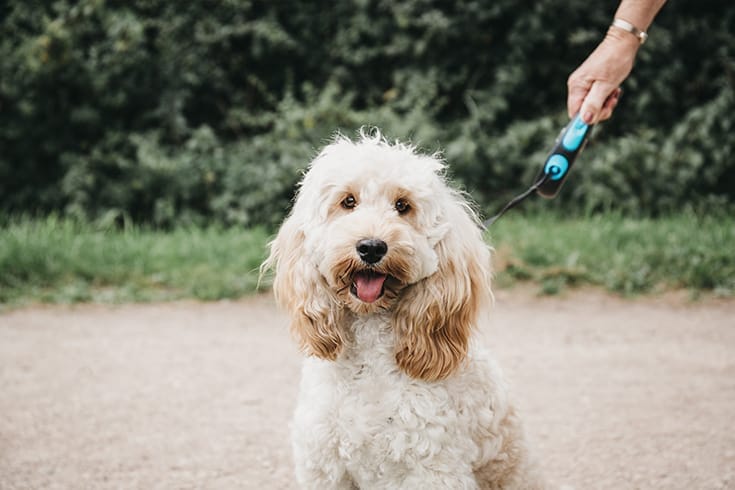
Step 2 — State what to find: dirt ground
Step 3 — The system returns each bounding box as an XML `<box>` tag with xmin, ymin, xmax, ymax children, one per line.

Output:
<box><xmin>1</xmin><ymin>289</ymin><xmax>734</xmax><ymax>490</ymax></box>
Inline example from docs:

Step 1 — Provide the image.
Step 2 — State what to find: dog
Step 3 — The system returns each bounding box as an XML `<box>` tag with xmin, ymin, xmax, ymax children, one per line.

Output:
<box><xmin>263</xmin><ymin>131</ymin><xmax>545</xmax><ymax>489</ymax></box>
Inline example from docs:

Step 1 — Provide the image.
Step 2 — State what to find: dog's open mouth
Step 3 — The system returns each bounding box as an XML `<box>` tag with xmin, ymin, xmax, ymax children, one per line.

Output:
<box><xmin>351</xmin><ymin>270</ymin><xmax>388</xmax><ymax>303</ymax></box>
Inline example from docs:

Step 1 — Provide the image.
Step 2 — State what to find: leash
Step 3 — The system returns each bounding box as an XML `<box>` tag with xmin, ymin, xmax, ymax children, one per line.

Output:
<box><xmin>482</xmin><ymin>113</ymin><xmax>594</xmax><ymax>229</ymax></box>
<box><xmin>482</xmin><ymin>172</ymin><xmax>550</xmax><ymax>228</ymax></box>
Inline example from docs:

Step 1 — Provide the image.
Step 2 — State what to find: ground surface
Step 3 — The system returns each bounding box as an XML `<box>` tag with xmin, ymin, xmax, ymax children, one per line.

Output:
<box><xmin>1</xmin><ymin>290</ymin><xmax>734</xmax><ymax>490</ymax></box>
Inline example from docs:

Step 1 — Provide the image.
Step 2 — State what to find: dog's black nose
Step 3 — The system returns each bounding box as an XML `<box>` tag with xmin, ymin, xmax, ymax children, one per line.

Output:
<box><xmin>356</xmin><ymin>239</ymin><xmax>388</xmax><ymax>264</ymax></box>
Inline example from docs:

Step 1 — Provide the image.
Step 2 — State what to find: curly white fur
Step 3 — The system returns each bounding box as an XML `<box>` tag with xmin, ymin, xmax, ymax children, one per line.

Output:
<box><xmin>264</xmin><ymin>131</ymin><xmax>545</xmax><ymax>489</ymax></box>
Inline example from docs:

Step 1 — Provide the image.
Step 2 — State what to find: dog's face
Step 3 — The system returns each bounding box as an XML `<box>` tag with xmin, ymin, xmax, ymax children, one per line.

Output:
<box><xmin>299</xmin><ymin>138</ymin><xmax>450</xmax><ymax>315</ymax></box>
<box><xmin>264</xmin><ymin>132</ymin><xmax>492</xmax><ymax>381</ymax></box>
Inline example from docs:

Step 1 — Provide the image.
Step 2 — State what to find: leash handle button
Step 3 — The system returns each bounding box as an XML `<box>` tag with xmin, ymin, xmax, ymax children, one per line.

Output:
<box><xmin>562</xmin><ymin>115</ymin><xmax>589</xmax><ymax>151</ymax></box>
<box><xmin>544</xmin><ymin>154</ymin><xmax>569</xmax><ymax>181</ymax></box>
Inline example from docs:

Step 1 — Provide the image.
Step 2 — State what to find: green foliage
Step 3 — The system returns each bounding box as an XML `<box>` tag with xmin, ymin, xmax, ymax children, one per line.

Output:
<box><xmin>571</xmin><ymin>88</ymin><xmax>735</xmax><ymax>215</ymax></box>
<box><xmin>1</xmin><ymin>1</ymin><xmax>734</xmax><ymax>225</ymax></box>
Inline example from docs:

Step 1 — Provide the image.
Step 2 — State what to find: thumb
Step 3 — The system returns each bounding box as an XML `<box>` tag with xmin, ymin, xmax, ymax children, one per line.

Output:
<box><xmin>580</xmin><ymin>81</ymin><xmax>618</xmax><ymax>124</ymax></box>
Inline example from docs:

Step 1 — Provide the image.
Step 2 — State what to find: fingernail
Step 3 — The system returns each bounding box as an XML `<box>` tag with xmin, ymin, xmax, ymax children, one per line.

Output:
<box><xmin>583</xmin><ymin>111</ymin><xmax>594</xmax><ymax>124</ymax></box>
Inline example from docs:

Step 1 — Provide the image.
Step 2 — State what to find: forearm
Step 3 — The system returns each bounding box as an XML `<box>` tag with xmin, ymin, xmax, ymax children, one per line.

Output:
<box><xmin>603</xmin><ymin>0</ymin><xmax>667</xmax><ymax>70</ymax></box>
<box><xmin>614</xmin><ymin>0</ymin><xmax>667</xmax><ymax>32</ymax></box>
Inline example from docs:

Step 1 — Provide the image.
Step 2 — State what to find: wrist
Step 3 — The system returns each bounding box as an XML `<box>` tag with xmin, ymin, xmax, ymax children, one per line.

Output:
<box><xmin>611</xmin><ymin>18</ymin><xmax>648</xmax><ymax>45</ymax></box>
<box><xmin>603</xmin><ymin>26</ymin><xmax>642</xmax><ymax>55</ymax></box>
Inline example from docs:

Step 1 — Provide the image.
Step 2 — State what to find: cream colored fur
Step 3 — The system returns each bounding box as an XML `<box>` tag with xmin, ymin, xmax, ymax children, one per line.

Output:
<box><xmin>263</xmin><ymin>131</ymin><xmax>545</xmax><ymax>489</ymax></box>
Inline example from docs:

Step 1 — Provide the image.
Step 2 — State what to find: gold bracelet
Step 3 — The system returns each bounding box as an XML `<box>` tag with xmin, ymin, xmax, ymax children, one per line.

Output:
<box><xmin>611</xmin><ymin>18</ymin><xmax>648</xmax><ymax>45</ymax></box>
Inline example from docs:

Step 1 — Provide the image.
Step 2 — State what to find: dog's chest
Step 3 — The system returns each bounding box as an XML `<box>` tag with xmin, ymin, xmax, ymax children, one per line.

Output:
<box><xmin>326</xmin><ymin>318</ymin><xmax>484</xmax><ymax>481</ymax></box>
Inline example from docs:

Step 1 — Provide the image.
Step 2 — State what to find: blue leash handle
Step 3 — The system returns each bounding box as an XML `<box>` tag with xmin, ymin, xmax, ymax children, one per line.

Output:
<box><xmin>535</xmin><ymin>113</ymin><xmax>593</xmax><ymax>199</ymax></box>
<box><xmin>483</xmin><ymin>113</ymin><xmax>595</xmax><ymax>228</ymax></box>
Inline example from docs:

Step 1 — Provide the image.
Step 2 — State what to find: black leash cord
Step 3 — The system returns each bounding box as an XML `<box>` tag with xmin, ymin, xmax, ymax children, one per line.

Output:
<box><xmin>482</xmin><ymin>172</ymin><xmax>550</xmax><ymax>229</ymax></box>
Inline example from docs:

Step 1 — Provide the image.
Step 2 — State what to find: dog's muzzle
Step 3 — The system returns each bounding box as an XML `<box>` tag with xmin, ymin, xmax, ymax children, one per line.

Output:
<box><xmin>351</xmin><ymin>239</ymin><xmax>389</xmax><ymax>303</ymax></box>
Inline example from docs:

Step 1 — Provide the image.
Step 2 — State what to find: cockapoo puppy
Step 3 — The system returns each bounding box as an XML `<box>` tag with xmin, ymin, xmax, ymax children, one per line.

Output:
<box><xmin>264</xmin><ymin>131</ymin><xmax>545</xmax><ymax>489</ymax></box>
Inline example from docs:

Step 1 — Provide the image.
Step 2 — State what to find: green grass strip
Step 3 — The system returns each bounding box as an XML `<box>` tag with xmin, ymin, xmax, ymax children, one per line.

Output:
<box><xmin>0</xmin><ymin>216</ymin><xmax>270</xmax><ymax>307</ymax></box>
<box><xmin>488</xmin><ymin>212</ymin><xmax>735</xmax><ymax>296</ymax></box>
<box><xmin>1</xmin><ymin>213</ymin><xmax>733</xmax><ymax>308</ymax></box>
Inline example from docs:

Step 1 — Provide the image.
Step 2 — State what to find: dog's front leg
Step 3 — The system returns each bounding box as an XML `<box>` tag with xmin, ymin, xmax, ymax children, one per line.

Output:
<box><xmin>291</xmin><ymin>417</ymin><xmax>355</xmax><ymax>490</ymax></box>
<box><xmin>291</xmin><ymin>362</ymin><xmax>355</xmax><ymax>490</ymax></box>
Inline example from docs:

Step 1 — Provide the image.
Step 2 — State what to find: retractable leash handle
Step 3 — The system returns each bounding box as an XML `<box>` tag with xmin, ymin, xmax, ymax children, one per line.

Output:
<box><xmin>535</xmin><ymin>113</ymin><xmax>593</xmax><ymax>198</ymax></box>
<box><xmin>482</xmin><ymin>113</ymin><xmax>594</xmax><ymax>228</ymax></box>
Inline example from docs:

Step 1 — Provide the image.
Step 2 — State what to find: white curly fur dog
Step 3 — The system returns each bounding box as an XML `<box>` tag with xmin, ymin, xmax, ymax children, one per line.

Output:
<box><xmin>264</xmin><ymin>131</ymin><xmax>545</xmax><ymax>489</ymax></box>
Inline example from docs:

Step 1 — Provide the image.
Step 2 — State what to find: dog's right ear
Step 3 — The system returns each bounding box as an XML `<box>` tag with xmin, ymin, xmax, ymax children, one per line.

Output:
<box><xmin>261</xmin><ymin>215</ymin><xmax>345</xmax><ymax>360</ymax></box>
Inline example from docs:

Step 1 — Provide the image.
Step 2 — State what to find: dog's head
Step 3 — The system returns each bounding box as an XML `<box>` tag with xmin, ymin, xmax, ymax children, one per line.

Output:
<box><xmin>263</xmin><ymin>131</ymin><xmax>492</xmax><ymax>381</ymax></box>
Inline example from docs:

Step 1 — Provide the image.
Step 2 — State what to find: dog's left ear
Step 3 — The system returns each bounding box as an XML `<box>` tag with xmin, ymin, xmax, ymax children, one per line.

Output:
<box><xmin>393</xmin><ymin>194</ymin><xmax>492</xmax><ymax>382</ymax></box>
<box><xmin>262</xmin><ymin>214</ymin><xmax>346</xmax><ymax>361</ymax></box>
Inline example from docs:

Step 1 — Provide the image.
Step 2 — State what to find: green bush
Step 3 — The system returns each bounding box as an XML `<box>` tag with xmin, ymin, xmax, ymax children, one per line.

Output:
<box><xmin>1</xmin><ymin>1</ymin><xmax>733</xmax><ymax>226</ymax></box>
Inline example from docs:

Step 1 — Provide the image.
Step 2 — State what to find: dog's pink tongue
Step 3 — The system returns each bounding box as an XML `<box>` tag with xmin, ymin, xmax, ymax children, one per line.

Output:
<box><xmin>354</xmin><ymin>272</ymin><xmax>387</xmax><ymax>303</ymax></box>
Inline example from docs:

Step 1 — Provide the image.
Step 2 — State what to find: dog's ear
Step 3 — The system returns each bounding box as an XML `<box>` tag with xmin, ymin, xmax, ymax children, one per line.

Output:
<box><xmin>262</xmin><ymin>215</ymin><xmax>345</xmax><ymax>360</ymax></box>
<box><xmin>393</xmin><ymin>194</ymin><xmax>492</xmax><ymax>381</ymax></box>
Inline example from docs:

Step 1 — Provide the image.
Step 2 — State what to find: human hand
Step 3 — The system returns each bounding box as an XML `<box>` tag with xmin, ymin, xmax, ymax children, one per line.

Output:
<box><xmin>567</xmin><ymin>29</ymin><xmax>640</xmax><ymax>124</ymax></box>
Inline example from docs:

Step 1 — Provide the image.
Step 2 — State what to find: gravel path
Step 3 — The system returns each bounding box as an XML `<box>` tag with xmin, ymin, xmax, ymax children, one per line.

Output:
<box><xmin>1</xmin><ymin>290</ymin><xmax>734</xmax><ymax>489</ymax></box>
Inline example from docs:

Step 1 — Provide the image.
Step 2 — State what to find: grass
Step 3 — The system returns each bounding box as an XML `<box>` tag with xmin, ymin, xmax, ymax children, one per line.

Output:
<box><xmin>0</xmin><ymin>216</ymin><xmax>270</xmax><ymax>307</ymax></box>
<box><xmin>1</xmin><ymin>212</ymin><xmax>733</xmax><ymax>308</ymax></box>
<box><xmin>488</xmin><ymin>212</ymin><xmax>735</xmax><ymax>297</ymax></box>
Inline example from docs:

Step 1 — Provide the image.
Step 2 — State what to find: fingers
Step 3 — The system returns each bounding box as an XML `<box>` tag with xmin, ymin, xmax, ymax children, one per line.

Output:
<box><xmin>566</xmin><ymin>72</ymin><xmax>590</xmax><ymax>119</ymax></box>
<box><xmin>567</xmin><ymin>78</ymin><xmax>621</xmax><ymax>124</ymax></box>
<box><xmin>598</xmin><ymin>87</ymin><xmax>622</xmax><ymax>122</ymax></box>
<box><xmin>580</xmin><ymin>81</ymin><xmax>619</xmax><ymax>124</ymax></box>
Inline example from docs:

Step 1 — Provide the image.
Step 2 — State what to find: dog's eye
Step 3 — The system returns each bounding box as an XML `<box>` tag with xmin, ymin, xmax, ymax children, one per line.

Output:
<box><xmin>395</xmin><ymin>198</ymin><xmax>411</xmax><ymax>214</ymax></box>
<box><xmin>341</xmin><ymin>195</ymin><xmax>357</xmax><ymax>209</ymax></box>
